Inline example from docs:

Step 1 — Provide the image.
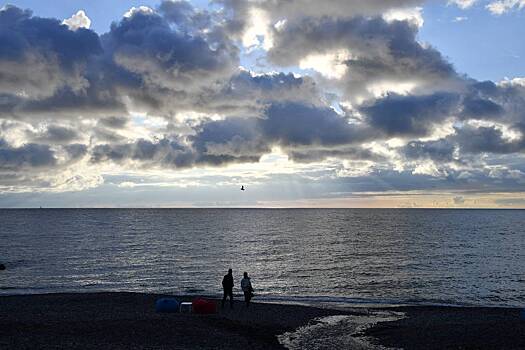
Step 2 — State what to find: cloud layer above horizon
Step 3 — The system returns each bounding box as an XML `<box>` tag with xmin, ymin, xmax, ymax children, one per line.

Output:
<box><xmin>0</xmin><ymin>0</ymin><xmax>524</xmax><ymax>207</ymax></box>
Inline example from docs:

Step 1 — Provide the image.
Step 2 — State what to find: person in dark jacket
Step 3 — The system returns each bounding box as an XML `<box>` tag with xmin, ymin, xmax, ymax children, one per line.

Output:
<box><xmin>222</xmin><ymin>268</ymin><xmax>234</xmax><ymax>309</ymax></box>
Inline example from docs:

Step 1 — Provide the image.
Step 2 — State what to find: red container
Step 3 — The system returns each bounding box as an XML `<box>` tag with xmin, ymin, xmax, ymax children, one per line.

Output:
<box><xmin>192</xmin><ymin>298</ymin><xmax>217</xmax><ymax>314</ymax></box>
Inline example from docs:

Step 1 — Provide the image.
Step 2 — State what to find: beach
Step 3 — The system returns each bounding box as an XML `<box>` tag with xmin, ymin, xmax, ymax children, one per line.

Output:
<box><xmin>1</xmin><ymin>293</ymin><xmax>524</xmax><ymax>349</ymax></box>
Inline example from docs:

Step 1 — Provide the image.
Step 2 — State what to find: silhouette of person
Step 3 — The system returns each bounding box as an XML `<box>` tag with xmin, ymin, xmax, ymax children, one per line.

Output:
<box><xmin>222</xmin><ymin>268</ymin><xmax>234</xmax><ymax>309</ymax></box>
<box><xmin>241</xmin><ymin>272</ymin><xmax>254</xmax><ymax>307</ymax></box>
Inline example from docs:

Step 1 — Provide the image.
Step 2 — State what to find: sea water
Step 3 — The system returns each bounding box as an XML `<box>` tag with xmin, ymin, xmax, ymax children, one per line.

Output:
<box><xmin>1</xmin><ymin>209</ymin><xmax>524</xmax><ymax>308</ymax></box>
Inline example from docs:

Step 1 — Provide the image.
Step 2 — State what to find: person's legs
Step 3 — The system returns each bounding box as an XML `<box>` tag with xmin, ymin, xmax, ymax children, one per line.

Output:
<box><xmin>228</xmin><ymin>289</ymin><xmax>234</xmax><ymax>309</ymax></box>
<box><xmin>244</xmin><ymin>291</ymin><xmax>251</xmax><ymax>307</ymax></box>
<box><xmin>222</xmin><ymin>289</ymin><xmax>227</xmax><ymax>308</ymax></box>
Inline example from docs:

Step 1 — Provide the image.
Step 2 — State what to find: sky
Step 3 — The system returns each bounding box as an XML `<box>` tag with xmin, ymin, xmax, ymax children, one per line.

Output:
<box><xmin>0</xmin><ymin>0</ymin><xmax>524</xmax><ymax>208</ymax></box>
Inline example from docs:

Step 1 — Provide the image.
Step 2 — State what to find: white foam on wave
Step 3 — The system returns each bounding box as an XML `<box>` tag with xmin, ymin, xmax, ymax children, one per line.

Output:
<box><xmin>278</xmin><ymin>310</ymin><xmax>405</xmax><ymax>350</ymax></box>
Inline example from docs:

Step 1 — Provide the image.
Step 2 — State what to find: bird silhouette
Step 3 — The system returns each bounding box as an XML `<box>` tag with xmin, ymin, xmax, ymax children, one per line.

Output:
<box><xmin>241</xmin><ymin>185</ymin><xmax>245</xmax><ymax>191</ymax></box>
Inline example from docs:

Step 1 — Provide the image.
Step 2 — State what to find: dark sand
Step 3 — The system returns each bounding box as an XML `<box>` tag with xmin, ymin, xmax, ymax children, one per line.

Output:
<box><xmin>362</xmin><ymin>305</ymin><xmax>525</xmax><ymax>350</ymax></box>
<box><xmin>1</xmin><ymin>293</ymin><xmax>524</xmax><ymax>349</ymax></box>
<box><xmin>0</xmin><ymin>292</ymin><xmax>346</xmax><ymax>349</ymax></box>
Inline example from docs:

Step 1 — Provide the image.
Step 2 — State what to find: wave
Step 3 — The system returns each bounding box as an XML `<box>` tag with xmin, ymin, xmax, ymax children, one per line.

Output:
<box><xmin>255</xmin><ymin>294</ymin><xmax>482</xmax><ymax>308</ymax></box>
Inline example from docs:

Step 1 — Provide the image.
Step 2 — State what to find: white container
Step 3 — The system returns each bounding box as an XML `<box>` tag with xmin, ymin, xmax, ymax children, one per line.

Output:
<box><xmin>180</xmin><ymin>302</ymin><xmax>192</xmax><ymax>314</ymax></box>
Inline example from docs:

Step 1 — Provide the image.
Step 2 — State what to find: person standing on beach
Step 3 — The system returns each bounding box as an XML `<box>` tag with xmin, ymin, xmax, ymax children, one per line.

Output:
<box><xmin>241</xmin><ymin>272</ymin><xmax>254</xmax><ymax>307</ymax></box>
<box><xmin>222</xmin><ymin>268</ymin><xmax>234</xmax><ymax>309</ymax></box>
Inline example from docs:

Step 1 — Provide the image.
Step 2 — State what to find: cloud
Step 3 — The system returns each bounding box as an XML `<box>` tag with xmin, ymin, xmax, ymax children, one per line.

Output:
<box><xmin>454</xmin><ymin>124</ymin><xmax>523</xmax><ymax>154</ymax></box>
<box><xmin>486</xmin><ymin>0</ymin><xmax>525</xmax><ymax>15</ymax></box>
<box><xmin>360</xmin><ymin>92</ymin><xmax>460</xmax><ymax>137</ymax></box>
<box><xmin>28</xmin><ymin>125</ymin><xmax>79</xmax><ymax>144</ymax></box>
<box><xmin>404</xmin><ymin>139</ymin><xmax>457</xmax><ymax>162</ymax></box>
<box><xmin>123</xmin><ymin>6</ymin><xmax>155</xmax><ymax>18</ymax></box>
<box><xmin>99</xmin><ymin>6</ymin><xmax>239</xmax><ymax>115</ymax></box>
<box><xmin>97</xmin><ymin>116</ymin><xmax>129</xmax><ymax>129</ymax></box>
<box><xmin>189</xmin><ymin>102</ymin><xmax>374</xmax><ymax>165</ymax></box>
<box><xmin>219</xmin><ymin>0</ymin><xmax>425</xmax><ymax>34</ymax></box>
<box><xmin>91</xmin><ymin>138</ymin><xmax>195</xmax><ymax>169</ymax></box>
<box><xmin>265</xmin><ymin>16</ymin><xmax>459</xmax><ymax>103</ymax></box>
<box><xmin>62</xmin><ymin>10</ymin><xmax>91</xmax><ymax>31</ymax></box>
<box><xmin>0</xmin><ymin>138</ymin><xmax>57</xmax><ymax>169</ymax></box>
<box><xmin>1</xmin><ymin>1</ymin><xmax>525</xmax><ymax>203</ymax></box>
<box><xmin>460</xmin><ymin>97</ymin><xmax>504</xmax><ymax>120</ymax></box>
<box><xmin>448</xmin><ymin>0</ymin><xmax>478</xmax><ymax>9</ymax></box>
<box><xmin>0</xmin><ymin>5</ymin><xmax>102</xmax><ymax>103</ymax></box>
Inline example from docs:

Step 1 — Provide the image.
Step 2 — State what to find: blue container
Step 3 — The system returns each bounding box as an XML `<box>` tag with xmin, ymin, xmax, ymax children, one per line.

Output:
<box><xmin>155</xmin><ymin>298</ymin><xmax>180</xmax><ymax>313</ymax></box>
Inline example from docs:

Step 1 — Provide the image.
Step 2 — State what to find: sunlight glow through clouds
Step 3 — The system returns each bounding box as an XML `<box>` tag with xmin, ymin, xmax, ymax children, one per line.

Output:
<box><xmin>242</xmin><ymin>8</ymin><xmax>273</xmax><ymax>51</ymax></box>
<box><xmin>1</xmin><ymin>1</ymin><xmax>525</xmax><ymax>208</ymax></box>
<box><xmin>299</xmin><ymin>50</ymin><xmax>351</xmax><ymax>79</ymax></box>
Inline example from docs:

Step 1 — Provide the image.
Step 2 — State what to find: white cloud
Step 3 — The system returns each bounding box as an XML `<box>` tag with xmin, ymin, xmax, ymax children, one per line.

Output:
<box><xmin>497</xmin><ymin>77</ymin><xmax>525</xmax><ymax>87</ymax></box>
<box><xmin>486</xmin><ymin>0</ymin><xmax>525</xmax><ymax>14</ymax></box>
<box><xmin>383</xmin><ymin>7</ymin><xmax>424</xmax><ymax>28</ymax></box>
<box><xmin>62</xmin><ymin>10</ymin><xmax>91</xmax><ymax>31</ymax></box>
<box><xmin>412</xmin><ymin>161</ymin><xmax>447</xmax><ymax>177</ymax></box>
<box><xmin>241</xmin><ymin>8</ymin><xmax>274</xmax><ymax>51</ymax></box>
<box><xmin>123</xmin><ymin>6</ymin><xmax>155</xmax><ymax>18</ymax></box>
<box><xmin>448</xmin><ymin>0</ymin><xmax>478</xmax><ymax>9</ymax></box>
<box><xmin>299</xmin><ymin>49</ymin><xmax>351</xmax><ymax>79</ymax></box>
<box><xmin>366</xmin><ymin>81</ymin><xmax>417</xmax><ymax>98</ymax></box>
<box><xmin>453</xmin><ymin>16</ymin><xmax>469</xmax><ymax>22</ymax></box>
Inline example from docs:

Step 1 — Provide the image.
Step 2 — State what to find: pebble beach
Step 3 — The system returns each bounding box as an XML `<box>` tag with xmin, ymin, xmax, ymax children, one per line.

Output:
<box><xmin>1</xmin><ymin>292</ymin><xmax>524</xmax><ymax>349</ymax></box>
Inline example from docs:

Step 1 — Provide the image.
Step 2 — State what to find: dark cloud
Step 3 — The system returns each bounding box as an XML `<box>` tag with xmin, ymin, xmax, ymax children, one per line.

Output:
<box><xmin>98</xmin><ymin>116</ymin><xmax>129</xmax><ymax>129</ymax></box>
<box><xmin>0</xmin><ymin>2</ymin><xmax>240</xmax><ymax>119</ymax></box>
<box><xmin>158</xmin><ymin>0</ymin><xmax>212</xmax><ymax>31</ymax></box>
<box><xmin>91</xmin><ymin>138</ymin><xmax>195</xmax><ymax>169</ymax></box>
<box><xmin>0</xmin><ymin>6</ymin><xmax>101</xmax><ymax>66</ymax></box>
<box><xmin>191</xmin><ymin>117</ymin><xmax>267</xmax><ymax>165</ymax></box>
<box><xmin>0</xmin><ymin>138</ymin><xmax>56</xmax><ymax>169</ymax></box>
<box><xmin>30</xmin><ymin>125</ymin><xmax>79</xmax><ymax>144</ymax></box>
<box><xmin>91</xmin><ymin>128</ymin><xmax>127</xmax><ymax>143</ymax></box>
<box><xmin>0</xmin><ymin>136</ymin><xmax>87</xmax><ymax>174</ymax></box>
<box><xmin>360</xmin><ymin>92</ymin><xmax>459</xmax><ymax>137</ymax></box>
<box><xmin>262</xmin><ymin>102</ymin><xmax>371</xmax><ymax>146</ymax></box>
<box><xmin>0</xmin><ymin>5</ymin><xmax>101</xmax><ymax>101</ymax></box>
<box><xmin>219</xmin><ymin>0</ymin><xmax>424</xmax><ymax>38</ymax></box>
<box><xmin>96</xmin><ymin>5</ymin><xmax>239</xmax><ymax>116</ymax></box>
<box><xmin>266</xmin><ymin>16</ymin><xmax>459</xmax><ymax>99</ymax></box>
<box><xmin>195</xmin><ymin>70</ymin><xmax>322</xmax><ymax>116</ymax></box>
<box><xmin>454</xmin><ymin>125</ymin><xmax>523</xmax><ymax>154</ymax></box>
<box><xmin>64</xmin><ymin>143</ymin><xmax>88</xmax><ymax>161</ymax></box>
<box><xmin>189</xmin><ymin>102</ymin><xmax>376</xmax><ymax>165</ymax></box>
<box><xmin>103</xmin><ymin>10</ymin><xmax>236</xmax><ymax>78</ymax></box>
<box><xmin>1</xmin><ymin>2</ymin><xmax>525</xmax><ymax>199</ymax></box>
<box><xmin>460</xmin><ymin>97</ymin><xmax>505</xmax><ymax>120</ymax></box>
<box><xmin>404</xmin><ymin>139</ymin><xmax>456</xmax><ymax>162</ymax></box>
<box><xmin>288</xmin><ymin>146</ymin><xmax>381</xmax><ymax>163</ymax></box>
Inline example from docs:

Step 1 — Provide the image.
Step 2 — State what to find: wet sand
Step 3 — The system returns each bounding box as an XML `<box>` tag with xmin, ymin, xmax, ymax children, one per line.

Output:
<box><xmin>1</xmin><ymin>292</ymin><xmax>524</xmax><ymax>349</ymax></box>
<box><xmin>362</xmin><ymin>305</ymin><xmax>525</xmax><ymax>349</ymax></box>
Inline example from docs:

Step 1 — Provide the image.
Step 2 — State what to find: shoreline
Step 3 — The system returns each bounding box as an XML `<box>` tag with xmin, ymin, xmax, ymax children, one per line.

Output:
<box><xmin>1</xmin><ymin>292</ymin><xmax>524</xmax><ymax>349</ymax></box>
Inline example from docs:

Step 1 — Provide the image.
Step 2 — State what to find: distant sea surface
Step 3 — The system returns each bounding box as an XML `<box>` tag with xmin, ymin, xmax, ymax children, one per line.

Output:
<box><xmin>1</xmin><ymin>209</ymin><xmax>524</xmax><ymax>307</ymax></box>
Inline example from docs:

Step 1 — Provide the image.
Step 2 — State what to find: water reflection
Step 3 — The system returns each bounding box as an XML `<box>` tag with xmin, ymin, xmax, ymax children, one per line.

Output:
<box><xmin>1</xmin><ymin>209</ymin><xmax>524</xmax><ymax>307</ymax></box>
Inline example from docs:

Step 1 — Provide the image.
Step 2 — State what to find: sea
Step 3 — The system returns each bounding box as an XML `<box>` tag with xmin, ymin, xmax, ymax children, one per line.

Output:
<box><xmin>1</xmin><ymin>209</ymin><xmax>524</xmax><ymax>308</ymax></box>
